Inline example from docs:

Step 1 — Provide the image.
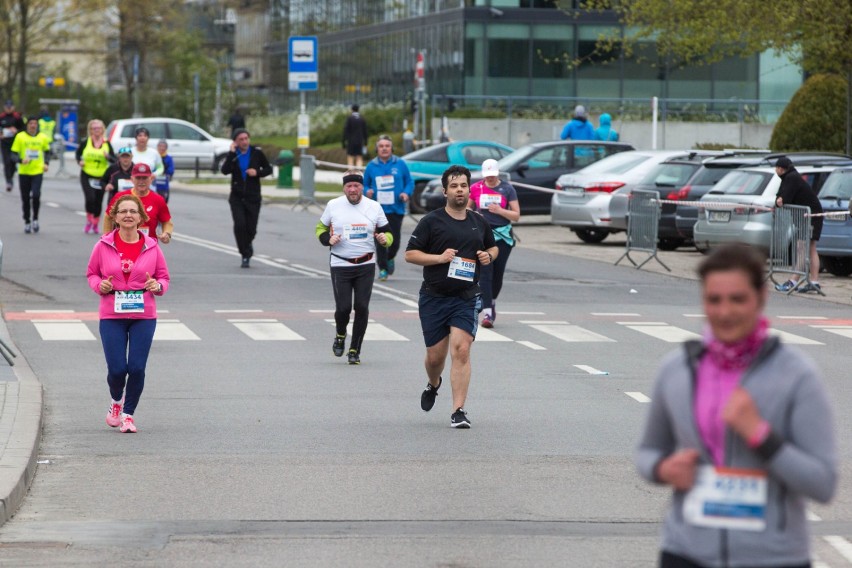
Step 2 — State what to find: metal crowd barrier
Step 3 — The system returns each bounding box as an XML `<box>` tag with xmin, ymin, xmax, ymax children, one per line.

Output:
<box><xmin>767</xmin><ymin>204</ymin><xmax>822</xmax><ymax>295</ymax></box>
<box><xmin>615</xmin><ymin>189</ymin><xmax>670</xmax><ymax>271</ymax></box>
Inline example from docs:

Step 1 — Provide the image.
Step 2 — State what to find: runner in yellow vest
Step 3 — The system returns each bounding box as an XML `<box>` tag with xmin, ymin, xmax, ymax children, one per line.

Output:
<box><xmin>10</xmin><ymin>117</ymin><xmax>51</xmax><ymax>233</ymax></box>
<box><xmin>75</xmin><ymin>119</ymin><xmax>115</xmax><ymax>233</ymax></box>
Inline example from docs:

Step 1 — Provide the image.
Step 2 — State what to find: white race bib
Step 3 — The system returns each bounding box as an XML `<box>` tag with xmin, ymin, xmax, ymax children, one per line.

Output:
<box><xmin>377</xmin><ymin>190</ymin><xmax>395</xmax><ymax>205</ymax></box>
<box><xmin>114</xmin><ymin>290</ymin><xmax>145</xmax><ymax>313</ymax></box>
<box><xmin>343</xmin><ymin>223</ymin><xmax>369</xmax><ymax>240</ymax></box>
<box><xmin>25</xmin><ymin>149</ymin><xmax>40</xmax><ymax>161</ymax></box>
<box><xmin>376</xmin><ymin>175</ymin><xmax>395</xmax><ymax>191</ymax></box>
<box><xmin>2</xmin><ymin>128</ymin><xmax>13</xmax><ymax>138</ymax></box>
<box><xmin>479</xmin><ymin>194</ymin><xmax>502</xmax><ymax>209</ymax></box>
<box><xmin>447</xmin><ymin>256</ymin><xmax>476</xmax><ymax>281</ymax></box>
<box><xmin>117</xmin><ymin>179</ymin><xmax>133</xmax><ymax>192</ymax></box>
<box><xmin>683</xmin><ymin>466</ymin><xmax>768</xmax><ymax>532</ymax></box>
<box><xmin>89</xmin><ymin>177</ymin><xmax>101</xmax><ymax>189</ymax></box>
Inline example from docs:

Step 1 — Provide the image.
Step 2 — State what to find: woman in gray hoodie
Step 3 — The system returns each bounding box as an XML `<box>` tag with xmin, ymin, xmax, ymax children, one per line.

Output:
<box><xmin>636</xmin><ymin>243</ymin><xmax>836</xmax><ymax>568</ymax></box>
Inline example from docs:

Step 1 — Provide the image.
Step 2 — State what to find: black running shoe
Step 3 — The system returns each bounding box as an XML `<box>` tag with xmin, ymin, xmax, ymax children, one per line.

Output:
<box><xmin>451</xmin><ymin>407</ymin><xmax>471</xmax><ymax>428</ymax></box>
<box><xmin>420</xmin><ymin>376</ymin><xmax>442</xmax><ymax>412</ymax></box>
<box><xmin>347</xmin><ymin>349</ymin><xmax>360</xmax><ymax>365</ymax></box>
<box><xmin>332</xmin><ymin>335</ymin><xmax>345</xmax><ymax>357</ymax></box>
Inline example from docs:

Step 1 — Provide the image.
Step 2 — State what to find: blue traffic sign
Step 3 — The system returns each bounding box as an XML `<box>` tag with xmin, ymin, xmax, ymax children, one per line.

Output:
<box><xmin>288</xmin><ymin>36</ymin><xmax>318</xmax><ymax>91</ymax></box>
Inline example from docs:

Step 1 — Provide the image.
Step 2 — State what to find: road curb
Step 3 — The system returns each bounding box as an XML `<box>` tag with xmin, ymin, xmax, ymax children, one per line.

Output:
<box><xmin>0</xmin><ymin>312</ymin><xmax>43</xmax><ymax>527</ymax></box>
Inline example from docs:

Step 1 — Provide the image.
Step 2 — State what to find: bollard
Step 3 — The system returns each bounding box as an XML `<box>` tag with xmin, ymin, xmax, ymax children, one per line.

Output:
<box><xmin>195</xmin><ymin>157</ymin><xmax>200</xmax><ymax>179</ymax></box>
<box><xmin>277</xmin><ymin>150</ymin><xmax>294</xmax><ymax>188</ymax></box>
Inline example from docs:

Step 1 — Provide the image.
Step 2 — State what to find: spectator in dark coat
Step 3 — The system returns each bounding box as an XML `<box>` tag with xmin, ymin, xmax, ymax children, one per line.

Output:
<box><xmin>773</xmin><ymin>156</ymin><xmax>824</xmax><ymax>294</ymax></box>
<box><xmin>342</xmin><ymin>104</ymin><xmax>368</xmax><ymax>168</ymax></box>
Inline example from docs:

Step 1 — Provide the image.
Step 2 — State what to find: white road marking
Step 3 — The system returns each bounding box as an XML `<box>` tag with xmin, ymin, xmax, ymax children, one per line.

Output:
<box><xmin>768</xmin><ymin>329</ymin><xmax>824</xmax><ymax>345</ymax></box>
<box><xmin>519</xmin><ymin>320</ymin><xmax>568</xmax><ymax>325</ymax></box>
<box><xmin>326</xmin><ymin>320</ymin><xmax>409</xmax><ymax>341</ymax></box>
<box><xmin>153</xmin><ymin>321</ymin><xmax>200</xmax><ymax>341</ymax></box>
<box><xmin>824</xmin><ymin>536</ymin><xmax>852</xmax><ymax>563</ymax></box>
<box><xmin>475</xmin><ymin>328</ymin><xmax>513</xmax><ymax>342</ymax></box>
<box><xmin>813</xmin><ymin>325</ymin><xmax>852</xmax><ymax>340</ymax></box>
<box><xmin>778</xmin><ymin>315</ymin><xmax>827</xmax><ymax>320</ymax></box>
<box><xmin>621</xmin><ymin>323</ymin><xmax>700</xmax><ymax>342</ymax></box>
<box><xmin>683</xmin><ymin>314</ymin><xmax>705</xmax><ymax>318</ymax></box>
<box><xmin>625</xmin><ymin>392</ymin><xmax>651</xmax><ymax>403</ymax></box>
<box><xmin>32</xmin><ymin>320</ymin><xmax>96</xmax><ymax>341</ymax></box>
<box><xmin>808</xmin><ymin>510</ymin><xmax>822</xmax><ymax>521</ymax></box>
<box><xmin>230</xmin><ymin>320</ymin><xmax>305</xmax><ymax>341</ymax></box>
<box><xmin>500</xmin><ymin>311</ymin><xmax>545</xmax><ymax>315</ymax></box>
<box><xmin>530</xmin><ymin>323</ymin><xmax>615</xmax><ymax>343</ymax></box>
<box><xmin>592</xmin><ymin>312</ymin><xmax>639</xmax><ymax>316</ymax></box>
<box><xmin>215</xmin><ymin>309</ymin><xmax>264</xmax><ymax>313</ymax></box>
<box><xmin>516</xmin><ymin>340</ymin><xmax>546</xmax><ymax>350</ymax></box>
<box><xmin>574</xmin><ymin>365</ymin><xmax>608</xmax><ymax>375</ymax></box>
<box><xmin>26</xmin><ymin>309</ymin><xmax>75</xmax><ymax>313</ymax></box>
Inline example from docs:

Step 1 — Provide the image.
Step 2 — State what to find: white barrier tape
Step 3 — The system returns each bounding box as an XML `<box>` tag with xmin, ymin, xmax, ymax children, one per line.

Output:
<box><xmin>654</xmin><ymin>199</ymin><xmax>773</xmax><ymax>212</ymax></box>
<box><xmin>806</xmin><ymin>211</ymin><xmax>850</xmax><ymax>219</ymax></box>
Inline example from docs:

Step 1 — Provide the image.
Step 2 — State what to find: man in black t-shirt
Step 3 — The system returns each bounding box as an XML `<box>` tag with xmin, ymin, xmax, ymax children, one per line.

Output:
<box><xmin>405</xmin><ymin>165</ymin><xmax>498</xmax><ymax>429</ymax></box>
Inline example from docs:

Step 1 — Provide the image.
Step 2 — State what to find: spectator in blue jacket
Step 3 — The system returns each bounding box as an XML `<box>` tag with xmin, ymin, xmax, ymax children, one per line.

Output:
<box><xmin>560</xmin><ymin>105</ymin><xmax>596</xmax><ymax>141</ymax></box>
<box><xmin>363</xmin><ymin>134</ymin><xmax>413</xmax><ymax>281</ymax></box>
<box><xmin>595</xmin><ymin>113</ymin><xmax>619</xmax><ymax>142</ymax></box>
<box><xmin>154</xmin><ymin>140</ymin><xmax>175</xmax><ymax>203</ymax></box>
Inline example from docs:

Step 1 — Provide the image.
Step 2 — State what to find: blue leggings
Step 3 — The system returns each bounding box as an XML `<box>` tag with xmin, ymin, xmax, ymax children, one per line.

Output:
<box><xmin>99</xmin><ymin>318</ymin><xmax>157</xmax><ymax>415</ymax></box>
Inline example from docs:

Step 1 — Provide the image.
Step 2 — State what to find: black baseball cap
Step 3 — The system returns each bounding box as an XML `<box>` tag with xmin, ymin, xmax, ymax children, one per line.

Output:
<box><xmin>775</xmin><ymin>156</ymin><xmax>793</xmax><ymax>169</ymax></box>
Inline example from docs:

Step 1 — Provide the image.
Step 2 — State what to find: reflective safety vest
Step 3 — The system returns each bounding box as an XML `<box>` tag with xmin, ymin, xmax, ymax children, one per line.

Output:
<box><xmin>81</xmin><ymin>137</ymin><xmax>112</xmax><ymax>178</ymax></box>
<box><xmin>38</xmin><ymin>118</ymin><xmax>56</xmax><ymax>140</ymax></box>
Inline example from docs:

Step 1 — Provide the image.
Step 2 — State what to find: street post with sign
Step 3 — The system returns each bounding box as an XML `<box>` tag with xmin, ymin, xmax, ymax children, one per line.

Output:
<box><xmin>288</xmin><ymin>36</ymin><xmax>318</xmax><ymax>150</ymax></box>
<box><xmin>414</xmin><ymin>51</ymin><xmax>426</xmax><ymax>145</ymax></box>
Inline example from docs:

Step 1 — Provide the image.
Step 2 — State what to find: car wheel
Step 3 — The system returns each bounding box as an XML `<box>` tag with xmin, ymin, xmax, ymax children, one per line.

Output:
<box><xmin>574</xmin><ymin>228</ymin><xmax>610</xmax><ymax>244</ymax></box>
<box><xmin>821</xmin><ymin>256</ymin><xmax>852</xmax><ymax>277</ymax></box>
<box><xmin>410</xmin><ymin>181</ymin><xmax>429</xmax><ymax>214</ymax></box>
<box><xmin>657</xmin><ymin>238</ymin><xmax>685</xmax><ymax>251</ymax></box>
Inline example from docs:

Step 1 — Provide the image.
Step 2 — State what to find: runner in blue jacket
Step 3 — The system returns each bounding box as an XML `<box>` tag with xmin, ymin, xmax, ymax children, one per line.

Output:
<box><xmin>363</xmin><ymin>135</ymin><xmax>413</xmax><ymax>281</ymax></box>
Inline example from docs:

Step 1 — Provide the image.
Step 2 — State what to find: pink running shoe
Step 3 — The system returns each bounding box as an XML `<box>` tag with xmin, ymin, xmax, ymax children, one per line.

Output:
<box><xmin>84</xmin><ymin>221</ymin><xmax>93</xmax><ymax>233</ymax></box>
<box><xmin>120</xmin><ymin>414</ymin><xmax>137</xmax><ymax>433</ymax></box>
<box><xmin>106</xmin><ymin>402</ymin><xmax>122</xmax><ymax>427</ymax></box>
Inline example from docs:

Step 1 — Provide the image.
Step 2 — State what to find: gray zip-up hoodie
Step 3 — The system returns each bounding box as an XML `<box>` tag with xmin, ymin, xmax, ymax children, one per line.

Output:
<box><xmin>636</xmin><ymin>337</ymin><xmax>837</xmax><ymax>567</ymax></box>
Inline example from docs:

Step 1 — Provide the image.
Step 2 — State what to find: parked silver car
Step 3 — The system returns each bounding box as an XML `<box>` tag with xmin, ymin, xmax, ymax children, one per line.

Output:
<box><xmin>693</xmin><ymin>165</ymin><xmax>836</xmax><ymax>252</ymax></box>
<box><xmin>550</xmin><ymin>150</ymin><xmax>688</xmax><ymax>243</ymax></box>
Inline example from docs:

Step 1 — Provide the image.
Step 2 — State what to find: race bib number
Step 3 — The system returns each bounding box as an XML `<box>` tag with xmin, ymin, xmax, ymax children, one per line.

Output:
<box><xmin>117</xmin><ymin>179</ymin><xmax>133</xmax><ymax>192</ymax></box>
<box><xmin>683</xmin><ymin>466</ymin><xmax>768</xmax><ymax>532</ymax></box>
<box><xmin>114</xmin><ymin>290</ymin><xmax>145</xmax><ymax>313</ymax></box>
<box><xmin>343</xmin><ymin>223</ymin><xmax>369</xmax><ymax>240</ymax></box>
<box><xmin>479</xmin><ymin>194</ymin><xmax>502</xmax><ymax>209</ymax></box>
<box><xmin>376</xmin><ymin>175</ymin><xmax>395</xmax><ymax>191</ymax></box>
<box><xmin>89</xmin><ymin>177</ymin><xmax>101</xmax><ymax>189</ymax></box>
<box><xmin>447</xmin><ymin>256</ymin><xmax>476</xmax><ymax>281</ymax></box>
<box><xmin>377</xmin><ymin>190</ymin><xmax>395</xmax><ymax>205</ymax></box>
<box><xmin>25</xmin><ymin>149</ymin><xmax>40</xmax><ymax>161</ymax></box>
<box><xmin>2</xmin><ymin>128</ymin><xmax>13</xmax><ymax>138</ymax></box>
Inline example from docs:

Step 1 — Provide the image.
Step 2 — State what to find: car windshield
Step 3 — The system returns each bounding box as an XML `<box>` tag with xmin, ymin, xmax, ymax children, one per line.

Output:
<box><xmin>639</xmin><ymin>163</ymin><xmax>699</xmax><ymax>187</ymax></box>
<box><xmin>691</xmin><ymin>166</ymin><xmax>738</xmax><ymax>186</ymax></box>
<box><xmin>403</xmin><ymin>143</ymin><xmax>450</xmax><ymax>162</ymax></box>
<box><xmin>570</xmin><ymin>152</ymin><xmax>651</xmax><ymax>175</ymax></box>
<box><xmin>818</xmin><ymin>170</ymin><xmax>852</xmax><ymax>200</ymax></box>
<box><xmin>714</xmin><ymin>170</ymin><xmax>772</xmax><ymax>195</ymax></box>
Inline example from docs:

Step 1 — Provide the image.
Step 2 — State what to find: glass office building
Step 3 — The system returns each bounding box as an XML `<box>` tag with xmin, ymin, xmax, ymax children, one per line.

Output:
<box><xmin>266</xmin><ymin>1</ymin><xmax>801</xmax><ymax>111</ymax></box>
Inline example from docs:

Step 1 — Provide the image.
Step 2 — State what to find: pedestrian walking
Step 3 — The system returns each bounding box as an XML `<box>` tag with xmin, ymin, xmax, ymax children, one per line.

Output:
<box><xmin>342</xmin><ymin>104</ymin><xmax>368</xmax><ymax>168</ymax></box>
<box><xmin>364</xmin><ymin>134</ymin><xmax>413</xmax><ymax>281</ymax></box>
<box><xmin>0</xmin><ymin>99</ymin><xmax>25</xmax><ymax>192</ymax></box>
<box><xmin>130</xmin><ymin>127</ymin><xmax>164</xmax><ymax>177</ymax></box>
<box><xmin>595</xmin><ymin>113</ymin><xmax>619</xmax><ymax>141</ymax></box>
<box><xmin>559</xmin><ymin>105</ymin><xmax>595</xmax><ymax>141</ymax></box>
<box><xmin>103</xmin><ymin>163</ymin><xmax>173</xmax><ymax>244</ymax></box>
<box><xmin>153</xmin><ymin>139</ymin><xmax>175</xmax><ymax>203</ymax></box>
<box><xmin>75</xmin><ymin>119</ymin><xmax>116</xmax><ymax>234</ymax></box>
<box><xmin>405</xmin><ymin>165</ymin><xmax>498</xmax><ymax>428</ymax></box>
<box><xmin>102</xmin><ymin>146</ymin><xmax>135</xmax><ymax>205</ymax></box>
<box><xmin>773</xmin><ymin>156</ymin><xmax>824</xmax><ymax>293</ymax></box>
<box><xmin>316</xmin><ymin>169</ymin><xmax>393</xmax><ymax>365</ymax></box>
<box><xmin>10</xmin><ymin>117</ymin><xmax>51</xmax><ymax>233</ymax></box>
<box><xmin>636</xmin><ymin>243</ymin><xmax>836</xmax><ymax>568</ymax></box>
<box><xmin>220</xmin><ymin>128</ymin><xmax>272</xmax><ymax>268</ymax></box>
<box><xmin>227</xmin><ymin>107</ymin><xmax>246</xmax><ymax>138</ymax></box>
<box><xmin>87</xmin><ymin>193</ymin><xmax>170</xmax><ymax>434</ymax></box>
<box><xmin>468</xmin><ymin>158</ymin><xmax>520</xmax><ymax>328</ymax></box>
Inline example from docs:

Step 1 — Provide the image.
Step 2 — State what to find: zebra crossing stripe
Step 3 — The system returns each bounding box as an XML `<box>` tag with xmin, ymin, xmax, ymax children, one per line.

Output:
<box><xmin>153</xmin><ymin>321</ymin><xmax>200</xmax><ymax>341</ymax></box>
<box><xmin>621</xmin><ymin>323</ymin><xmax>700</xmax><ymax>343</ymax></box>
<box><xmin>32</xmin><ymin>320</ymin><xmax>96</xmax><ymax>341</ymax></box>
<box><xmin>229</xmin><ymin>319</ymin><xmax>306</xmax><ymax>341</ymax></box>
<box><xmin>529</xmin><ymin>323</ymin><xmax>615</xmax><ymax>343</ymax></box>
<box><xmin>325</xmin><ymin>320</ymin><xmax>409</xmax><ymax>341</ymax></box>
<box><xmin>768</xmin><ymin>329</ymin><xmax>823</xmax><ymax>345</ymax></box>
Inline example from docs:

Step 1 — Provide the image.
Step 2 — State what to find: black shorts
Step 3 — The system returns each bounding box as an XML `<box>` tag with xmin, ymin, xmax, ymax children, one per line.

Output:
<box><xmin>418</xmin><ymin>292</ymin><xmax>482</xmax><ymax>347</ymax></box>
<box><xmin>810</xmin><ymin>217</ymin><xmax>823</xmax><ymax>241</ymax></box>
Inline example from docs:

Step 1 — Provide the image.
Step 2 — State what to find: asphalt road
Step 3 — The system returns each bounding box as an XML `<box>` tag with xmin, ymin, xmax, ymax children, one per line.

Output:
<box><xmin>1</xmin><ymin>177</ymin><xmax>852</xmax><ymax>566</ymax></box>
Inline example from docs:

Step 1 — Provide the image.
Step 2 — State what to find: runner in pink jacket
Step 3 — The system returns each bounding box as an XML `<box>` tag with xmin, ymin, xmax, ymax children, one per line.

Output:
<box><xmin>86</xmin><ymin>193</ymin><xmax>170</xmax><ymax>433</ymax></box>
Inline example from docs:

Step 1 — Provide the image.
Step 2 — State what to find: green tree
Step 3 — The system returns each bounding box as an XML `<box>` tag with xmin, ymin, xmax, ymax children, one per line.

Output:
<box><xmin>770</xmin><ymin>74</ymin><xmax>846</xmax><ymax>152</ymax></box>
<box><xmin>574</xmin><ymin>0</ymin><xmax>852</xmax><ymax>151</ymax></box>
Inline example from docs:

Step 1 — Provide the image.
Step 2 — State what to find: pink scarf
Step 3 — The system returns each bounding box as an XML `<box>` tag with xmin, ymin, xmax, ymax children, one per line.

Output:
<box><xmin>702</xmin><ymin>316</ymin><xmax>769</xmax><ymax>370</ymax></box>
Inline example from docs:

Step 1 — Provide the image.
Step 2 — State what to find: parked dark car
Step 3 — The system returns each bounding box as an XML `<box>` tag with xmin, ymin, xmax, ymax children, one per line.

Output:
<box><xmin>417</xmin><ymin>140</ymin><xmax>635</xmax><ymax>215</ymax></box>
<box><xmin>816</xmin><ymin>167</ymin><xmax>852</xmax><ymax>276</ymax></box>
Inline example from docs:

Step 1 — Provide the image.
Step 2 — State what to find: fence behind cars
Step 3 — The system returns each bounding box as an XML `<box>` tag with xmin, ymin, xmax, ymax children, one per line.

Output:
<box><xmin>767</xmin><ymin>204</ymin><xmax>822</xmax><ymax>295</ymax></box>
<box><xmin>615</xmin><ymin>189</ymin><xmax>670</xmax><ymax>271</ymax></box>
